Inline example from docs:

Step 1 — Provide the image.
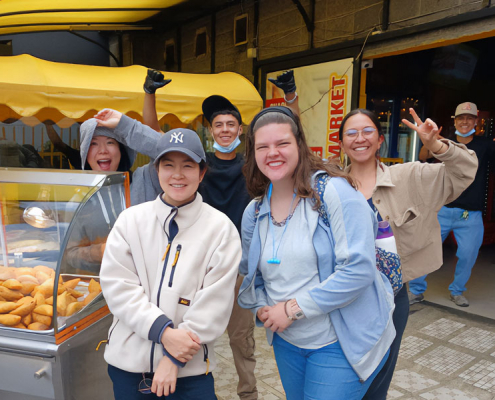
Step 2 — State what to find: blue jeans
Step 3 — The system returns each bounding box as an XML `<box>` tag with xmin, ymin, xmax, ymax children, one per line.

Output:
<box><xmin>409</xmin><ymin>206</ymin><xmax>484</xmax><ymax>296</ymax></box>
<box><xmin>107</xmin><ymin>364</ymin><xmax>217</xmax><ymax>400</ymax></box>
<box><xmin>272</xmin><ymin>334</ymin><xmax>389</xmax><ymax>400</ymax></box>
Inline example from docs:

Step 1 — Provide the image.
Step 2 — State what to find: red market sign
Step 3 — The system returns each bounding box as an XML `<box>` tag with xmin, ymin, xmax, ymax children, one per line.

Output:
<box><xmin>326</xmin><ymin>73</ymin><xmax>347</xmax><ymax>159</ymax></box>
<box><xmin>310</xmin><ymin>147</ymin><xmax>323</xmax><ymax>158</ymax></box>
<box><xmin>265</xmin><ymin>98</ymin><xmax>286</xmax><ymax>107</ymax></box>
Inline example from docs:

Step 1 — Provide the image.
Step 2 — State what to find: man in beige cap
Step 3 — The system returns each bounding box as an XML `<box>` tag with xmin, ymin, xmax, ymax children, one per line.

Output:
<box><xmin>410</xmin><ymin>102</ymin><xmax>494</xmax><ymax>307</ymax></box>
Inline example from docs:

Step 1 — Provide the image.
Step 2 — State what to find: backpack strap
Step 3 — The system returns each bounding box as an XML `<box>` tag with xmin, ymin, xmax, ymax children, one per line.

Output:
<box><xmin>253</xmin><ymin>197</ymin><xmax>262</xmax><ymax>225</ymax></box>
<box><xmin>314</xmin><ymin>173</ymin><xmax>330</xmax><ymax>228</ymax></box>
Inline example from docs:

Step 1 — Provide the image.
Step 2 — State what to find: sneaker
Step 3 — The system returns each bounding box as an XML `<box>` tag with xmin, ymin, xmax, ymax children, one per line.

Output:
<box><xmin>408</xmin><ymin>292</ymin><xmax>424</xmax><ymax>305</ymax></box>
<box><xmin>450</xmin><ymin>294</ymin><xmax>469</xmax><ymax>307</ymax></box>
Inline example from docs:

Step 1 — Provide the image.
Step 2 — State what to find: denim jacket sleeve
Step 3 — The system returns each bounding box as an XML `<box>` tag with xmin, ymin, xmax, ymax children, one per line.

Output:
<box><xmin>239</xmin><ymin>200</ymin><xmax>256</xmax><ymax>277</ymax></box>
<box><xmin>296</xmin><ymin>177</ymin><xmax>378</xmax><ymax>318</ymax></box>
<box><xmin>239</xmin><ymin>200</ymin><xmax>269</xmax><ymax>316</ymax></box>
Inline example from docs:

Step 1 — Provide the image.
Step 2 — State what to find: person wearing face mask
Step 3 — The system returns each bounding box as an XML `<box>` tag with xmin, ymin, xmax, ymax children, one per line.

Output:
<box><xmin>409</xmin><ymin>102</ymin><xmax>495</xmax><ymax>307</ymax></box>
<box><xmin>94</xmin><ymin>71</ymin><xmax>259</xmax><ymax>399</ymax></box>
<box><xmin>99</xmin><ymin>128</ymin><xmax>241</xmax><ymax>399</ymax></box>
<box><xmin>141</xmin><ymin>70</ymin><xmax>252</xmax><ymax>233</ymax></box>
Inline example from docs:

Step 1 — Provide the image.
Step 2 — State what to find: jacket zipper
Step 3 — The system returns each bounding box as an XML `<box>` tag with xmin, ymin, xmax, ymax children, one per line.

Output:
<box><xmin>150</xmin><ymin>207</ymin><xmax>179</xmax><ymax>373</ymax></box>
<box><xmin>150</xmin><ymin>242</ymin><xmax>172</xmax><ymax>373</ymax></box>
<box><xmin>203</xmin><ymin>344</ymin><xmax>210</xmax><ymax>374</ymax></box>
<box><xmin>107</xmin><ymin>319</ymin><xmax>119</xmax><ymax>344</ymax></box>
<box><xmin>96</xmin><ymin>319</ymin><xmax>119</xmax><ymax>351</ymax></box>
<box><xmin>168</xmin><ymin>244</ymin><xmax>182</xmax><ymax>287</ymax></box>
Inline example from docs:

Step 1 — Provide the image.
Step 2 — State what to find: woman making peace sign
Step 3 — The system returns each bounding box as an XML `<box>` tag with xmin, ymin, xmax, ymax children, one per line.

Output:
<box><xmin>340</xmin><ymin>108</ymin><xmax>478</xmax><ymax>399</ymax></box>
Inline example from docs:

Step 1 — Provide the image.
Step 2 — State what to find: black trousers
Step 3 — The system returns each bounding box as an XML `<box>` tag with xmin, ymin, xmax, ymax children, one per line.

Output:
<box><xmin>108</xmin><ymin>364</ymin><xmax>217</xmax><ymax>400</ymax></box>
<box><xmin>362</xmin><ymin>284</ymin><xmax>410</xmax><ymax>400</ymax></box>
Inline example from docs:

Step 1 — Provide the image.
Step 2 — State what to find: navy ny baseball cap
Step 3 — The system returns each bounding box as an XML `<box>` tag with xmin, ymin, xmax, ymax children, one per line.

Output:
<box><xmin>154</xmin><ymin>128</ymin><xmax>206</xmax><ymax>166</ymax></box>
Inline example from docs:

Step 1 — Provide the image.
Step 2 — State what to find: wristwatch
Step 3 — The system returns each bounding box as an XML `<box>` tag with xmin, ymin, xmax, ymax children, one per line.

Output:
<box><xmin>286</xmin><ymin>299</ymin><xmax>305</xmax><ymax>321</ymax></box>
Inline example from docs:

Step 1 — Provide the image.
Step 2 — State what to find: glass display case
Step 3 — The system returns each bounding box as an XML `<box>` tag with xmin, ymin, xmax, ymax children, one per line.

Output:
<box><xmin>0</xmin><ymin>167</ymin><xmax>129</xmax><ymax>400</ymax></box>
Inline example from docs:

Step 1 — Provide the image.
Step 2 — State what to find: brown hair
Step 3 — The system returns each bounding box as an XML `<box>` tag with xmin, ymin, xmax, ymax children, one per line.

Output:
<box><xmin>243</xmin><ymin>108</ymin><xmax>355</xmax><ymax>209</ymax></box>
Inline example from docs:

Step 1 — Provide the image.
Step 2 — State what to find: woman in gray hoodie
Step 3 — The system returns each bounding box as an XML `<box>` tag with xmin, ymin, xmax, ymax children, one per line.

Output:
<box><xmin>63</xmin><ymin>119</ymin><xmax>135</xmax><ymax>274</ymax></box>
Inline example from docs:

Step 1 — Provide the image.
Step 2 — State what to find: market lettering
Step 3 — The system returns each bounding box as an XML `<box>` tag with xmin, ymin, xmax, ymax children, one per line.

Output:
<box><xmin>326</xmin><ymin>73</ymin><xmax>348</xmax><ymax>158</ymax></box>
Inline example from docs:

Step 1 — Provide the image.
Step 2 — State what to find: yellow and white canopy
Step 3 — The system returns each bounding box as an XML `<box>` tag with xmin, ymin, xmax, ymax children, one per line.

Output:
<box><xmin>0</xmin><ymin>55</ymin><xmax>263</xmax><ymax>127</ymax></box>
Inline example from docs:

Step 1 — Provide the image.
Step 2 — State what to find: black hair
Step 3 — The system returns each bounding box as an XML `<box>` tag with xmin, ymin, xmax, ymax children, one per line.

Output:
<box><xmin>209</xmin><ymin>109</ymin><xmax>242</xmax><ymax>125</ymax></box>
<box><xmin>117</xmin><ymin>143</ymin><xmax>132</xmax><ymax>172</ymax></box>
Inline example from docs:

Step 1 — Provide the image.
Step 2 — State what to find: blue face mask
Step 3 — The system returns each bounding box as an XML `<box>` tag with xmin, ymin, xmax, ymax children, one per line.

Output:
<box><xmin>455</xmin><ymin>129</ymin><xmax>475</xmax><ymax>138</ymax></box>
<box><xmin>213</xmin><ymin>136</ymin><xmax>241</xmax><ymax>153</ymax></box>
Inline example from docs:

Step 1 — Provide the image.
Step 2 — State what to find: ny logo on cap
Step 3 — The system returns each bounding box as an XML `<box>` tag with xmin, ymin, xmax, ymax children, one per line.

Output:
<box><xmin>170</xmin><ymin>132</ymin><xmax>184</xmax><ymax>144</ymax></box>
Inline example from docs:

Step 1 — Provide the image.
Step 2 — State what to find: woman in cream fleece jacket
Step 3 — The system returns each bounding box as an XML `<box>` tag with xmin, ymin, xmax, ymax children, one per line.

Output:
<box><xmin>99</xmin><ymin>125</ymin><xmax>241</xmax><ymax>400</ymax></box>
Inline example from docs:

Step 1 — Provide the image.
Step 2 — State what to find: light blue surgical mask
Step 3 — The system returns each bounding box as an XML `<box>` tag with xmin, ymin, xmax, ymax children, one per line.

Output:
<box><xmin>213</xmin><ymin>136</ymin><xmax>241</xmax><ymax>153</ymax></box>
<box><xmin>455</xmin><ymin>129</ymin><xmax>475</xmax><ymax>138</ymax></box>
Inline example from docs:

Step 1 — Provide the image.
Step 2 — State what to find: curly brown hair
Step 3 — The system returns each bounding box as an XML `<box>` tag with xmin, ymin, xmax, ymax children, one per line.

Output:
<box><xmin>243</xmin><ymin>107</ymin><xmax>355</xmax><ymax>209</ymax></box>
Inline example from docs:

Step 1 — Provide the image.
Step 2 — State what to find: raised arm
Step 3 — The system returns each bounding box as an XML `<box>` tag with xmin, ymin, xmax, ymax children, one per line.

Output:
<box><xmin>44</xmin><ymin>122</ymin><xmax>67</xmax><ymax>152</ymax></box>
<box><xmin>143</xmin><ymin>69</ymin><xmax>171</xmax><ymax>133</ymax></box>
<box><xmin>402</xmin><ymin>109</ymin><xmax>447</xmax><ymax>157</ymax></box>
<box><xmin>94</xmin><ymin>109</ymin><xmax>162</xmax><ymax>159</ymax></box>
<box><xmin>268</xmin><ymin>70</ymin><xmax>300</xmax><ymax>116</ymax></box>
<box><xmin>402</xmin><ymin>109</ymin><xmax>478</xmax><ymax>207</ymax></box>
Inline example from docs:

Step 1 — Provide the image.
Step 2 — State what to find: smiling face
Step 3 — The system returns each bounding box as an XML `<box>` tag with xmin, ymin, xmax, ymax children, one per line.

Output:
<box><xmin>254</xmin><ymin>123</ymin><xmax>299</xmax><ymax>185</ymax></box>
<box><xmin>454</xmin><ymin>114</ymin><xmax>477</xmax><ymax>135</ymax></box>
<box><xmin>87</xmin><ymin>136</ymin><xmax>122</xmax><ymax>171</ymax></box>
<box><xmin>210</xmin><ymin>114</ymin><xmax>242</xmax><ymax>148</ymax></box>
<box><xmin>340</xmin><ymin>113</ymin><xmax>384</xmax><ymax>165</ymax></box>
<box><xmin>158</xmin><ymin>152</ymin><xmax>206</xmax><ymax>207</ymax></box>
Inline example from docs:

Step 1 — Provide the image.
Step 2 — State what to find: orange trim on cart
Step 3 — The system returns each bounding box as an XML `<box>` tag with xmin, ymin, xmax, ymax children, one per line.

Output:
<box><xmin>124</xmin><ymin>172</ymin><xmax>131</xmax><ymax>208</ymax></box>
<box><xmin>55</xmin><ymin>305</ymin><xmax>110</xmax><ymax>345</ymax></box>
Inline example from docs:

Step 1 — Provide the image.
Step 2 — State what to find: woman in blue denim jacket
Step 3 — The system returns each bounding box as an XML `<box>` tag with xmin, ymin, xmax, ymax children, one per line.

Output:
<box><xmin>238</xmin><ymin>106</ymin><xmax>395</xmax><ymax>400</ymax></box>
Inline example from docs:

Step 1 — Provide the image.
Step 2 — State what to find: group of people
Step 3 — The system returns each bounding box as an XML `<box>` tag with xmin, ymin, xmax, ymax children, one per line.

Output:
<box><xmin>73</xmin><ymin>68</ymin><xmax>489</xmax><ymax>400</ymax></box>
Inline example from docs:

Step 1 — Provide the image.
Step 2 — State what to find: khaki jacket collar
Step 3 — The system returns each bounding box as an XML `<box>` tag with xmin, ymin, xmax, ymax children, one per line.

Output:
<box><xmin>345</xmin><ymin>160</ymin><xmax>395</xmax><ymax>189</ymax></box>
<box><xmin>375</xmin><ymin>162</ymin><xmax>396</xmax><ymax>188</ymax></box>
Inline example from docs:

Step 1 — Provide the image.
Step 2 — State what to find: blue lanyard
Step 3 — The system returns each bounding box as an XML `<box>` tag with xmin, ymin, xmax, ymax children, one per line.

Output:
<box><xmin>267</xmin><ymin>183</ymin><xmax>297</xmax><ymax>265</ymax></box>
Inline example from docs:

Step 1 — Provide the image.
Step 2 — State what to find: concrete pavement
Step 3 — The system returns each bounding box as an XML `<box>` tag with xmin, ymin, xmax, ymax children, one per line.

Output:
<box><xmin>213</xmin><ymin>301</ymin><xmax>495</xmax><ymax>399</ymax></box>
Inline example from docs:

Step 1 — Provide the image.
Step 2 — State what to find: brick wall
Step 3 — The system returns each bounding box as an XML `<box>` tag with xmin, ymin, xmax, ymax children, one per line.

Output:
<box><xmin>120</xmin><ymin>0</ymin><xmax>494</xmax><ymax>80</ymax></box>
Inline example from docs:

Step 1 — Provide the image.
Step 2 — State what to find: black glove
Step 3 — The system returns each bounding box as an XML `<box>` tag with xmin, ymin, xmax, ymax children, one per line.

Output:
<box><xmin>143</xmin><ymin>69</ymin><xmax>172</xmax><ymax>94</ymax></box>
<box><xmin>268</xmin><ymin>70</ymin><xmax>296</xmax><ymax>94</ymax></box>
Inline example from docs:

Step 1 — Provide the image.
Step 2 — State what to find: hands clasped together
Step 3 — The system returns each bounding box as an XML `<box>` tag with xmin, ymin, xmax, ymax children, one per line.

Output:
<box><xmin>151</xmin><ymin>327</ymin><xmax>200</xmax><ymax>397</ymax></box>
<box><xmin>257</xmin><ymin>302</ymin><xmax>293</xmax><ymax>333</ymax></box>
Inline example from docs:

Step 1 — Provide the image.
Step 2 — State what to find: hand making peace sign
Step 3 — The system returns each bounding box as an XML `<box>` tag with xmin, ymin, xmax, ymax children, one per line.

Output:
<box><xmin>402</xmin><ymin>108</ymin><xmax>446</xmax><ymax>154</ymax></box>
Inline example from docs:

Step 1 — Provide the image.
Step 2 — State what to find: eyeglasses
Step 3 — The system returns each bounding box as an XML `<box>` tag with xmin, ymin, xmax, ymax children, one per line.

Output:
<box><xmin>343</xmin><ymin>127</ymin><xmax>377</xmax><ymax>138</ymax></box>
<box><xmin>138</xmin><ymin>373</ymin><xmax>153</xmax><ymax>394</ymax></box>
